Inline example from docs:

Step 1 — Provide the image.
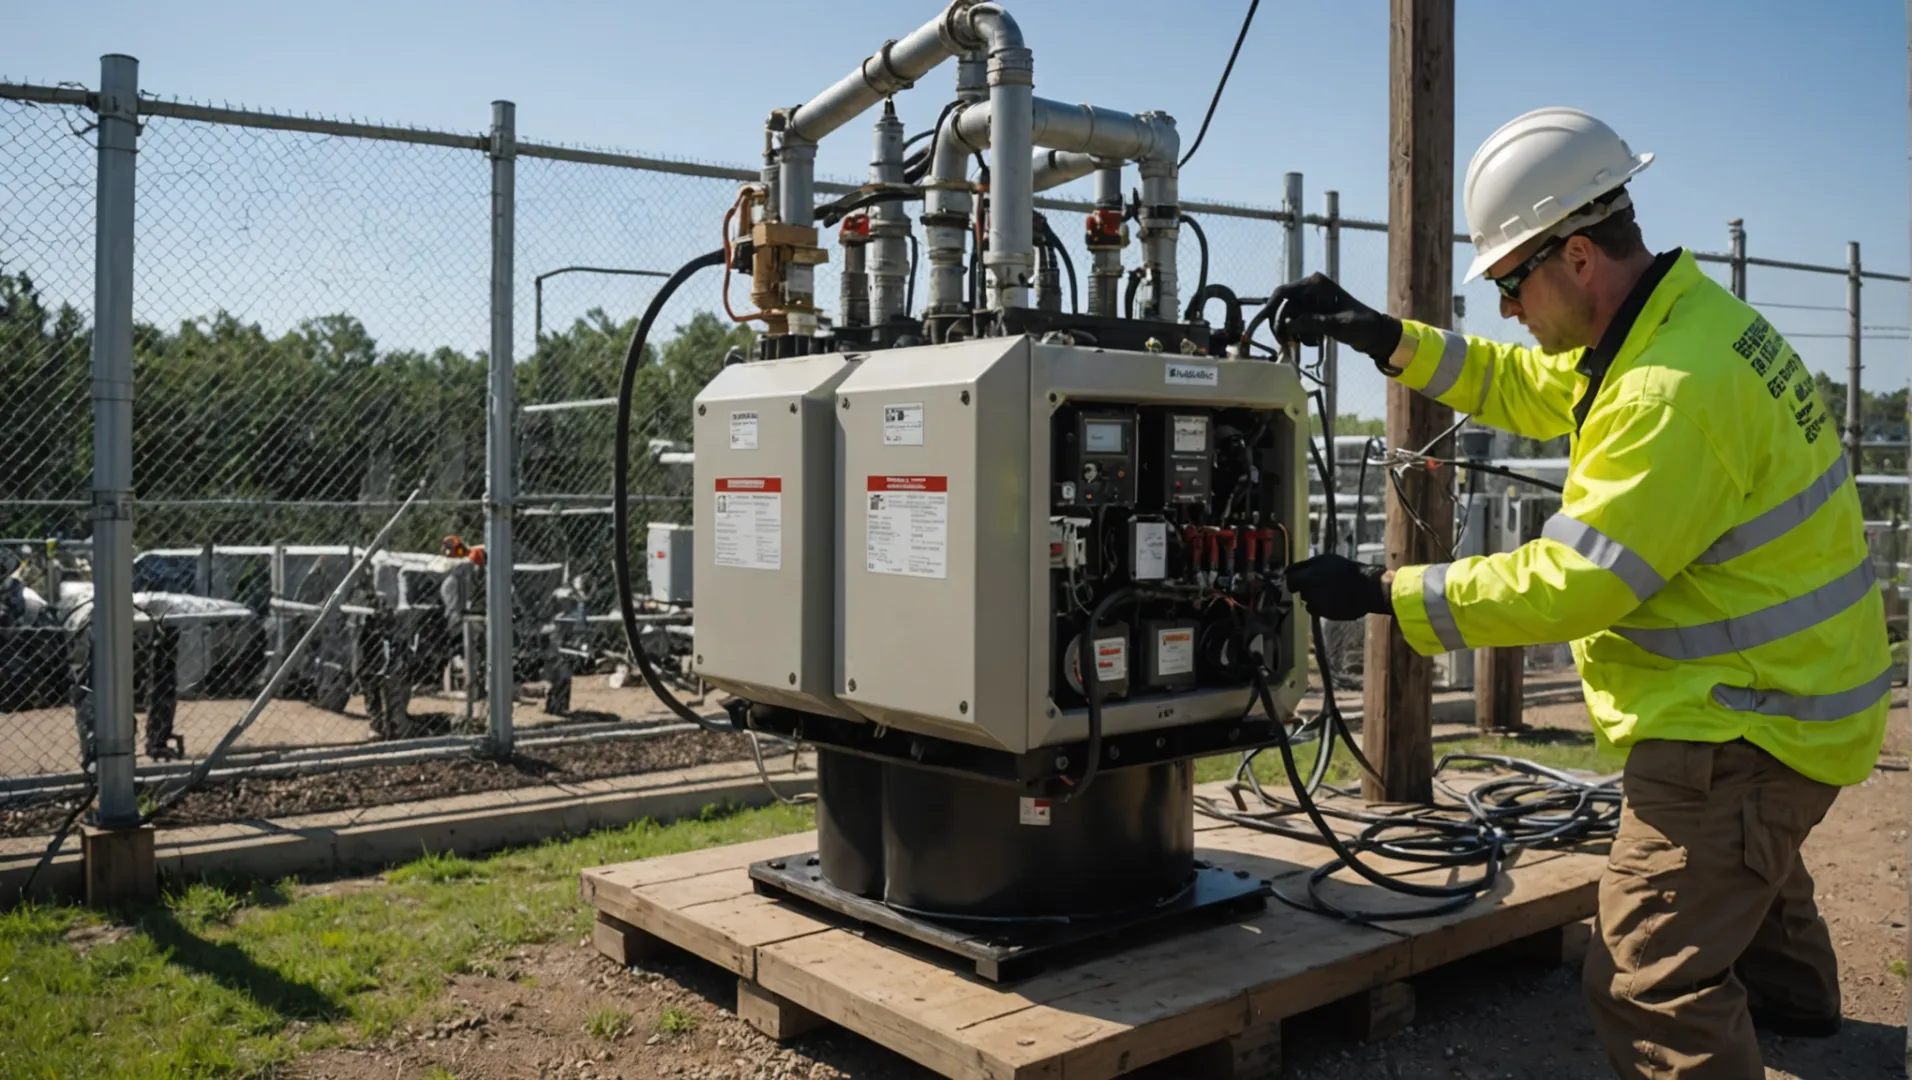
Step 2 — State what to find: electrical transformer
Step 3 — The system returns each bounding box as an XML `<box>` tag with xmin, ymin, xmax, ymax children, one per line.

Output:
<box><xmin>633</xmin><ymin>0</ymin><xmax>1316</xmax><ymax>977</ymax></box>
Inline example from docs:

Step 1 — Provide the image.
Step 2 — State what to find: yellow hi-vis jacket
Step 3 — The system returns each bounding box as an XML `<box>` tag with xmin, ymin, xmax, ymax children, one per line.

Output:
<box><xmin>1385</xmin><ymin>248</ymin><xmax>1888</xmax><ymax>786</ymax></box>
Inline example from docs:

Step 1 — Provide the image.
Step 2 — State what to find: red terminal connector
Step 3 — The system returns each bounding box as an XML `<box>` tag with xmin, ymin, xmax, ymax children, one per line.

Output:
<box><xmin>1183</xmin><ymin>526</ymin><xmax>1203</xmax><ymax>579</ymax></box>
<box><xmin>1084</xmin><ymin>208</ymin><xmax>1125</xmax><ymax>245</ymax></box>
<box><xmin>1204</xmin><ymin>529</ymin><xmax>1221</xmax><ymax>577</ymax></box>
<box><xmin>1243</xmin><ymin>530</ymin><xmax>1259</xmax><ymax>572</ymax></box>
<box><xmin>839</xmin><ymin>213</ymin><xmax>871</xmax><ymax>242</ymax></box>
<box><xmin>1257</xmin><ymin>528</ymin><xmax>1277</xmax><ymax>573</ymax></box>
<box><xmin>1218</xmin><ymin>529</ymin><xmax>1237</xmax><ymax>577</ymax></box>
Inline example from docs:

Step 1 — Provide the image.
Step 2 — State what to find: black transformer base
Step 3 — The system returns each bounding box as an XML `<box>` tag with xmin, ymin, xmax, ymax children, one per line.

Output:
<box><xmin>748</xmin><ymin>749</ymin><xmax>1270</xmax><ymax>982</ymax></box>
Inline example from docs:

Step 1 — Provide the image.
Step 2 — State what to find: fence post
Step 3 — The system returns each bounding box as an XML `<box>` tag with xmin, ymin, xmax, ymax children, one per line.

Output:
<box><xmin>1846</xmin><ymin>241</ymin><xmax>1863</xmax><ymax>477</ymax></box>
<box><xmin>485</xmin><ymin>100</ymin><xmax>517</xmax><ymax>757</ymax></box>
<box><xmin>1728</xmin><ymin>218</ymin><xmax>1747</xmax><ymax>300</ymax></box>
<box><xmin>1323</xmin><ymin>189</ymin><xmax>1340</xmax><ymax>482</ymax></box>
<box><xmin>90</xmin><ymin>54</ymin><xmax>141</xmax><ymax>832</ymax></box>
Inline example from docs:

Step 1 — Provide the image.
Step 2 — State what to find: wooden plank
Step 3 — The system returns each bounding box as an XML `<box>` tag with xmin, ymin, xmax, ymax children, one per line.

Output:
<box><xmin>757</xmin><ymin>929</ymin><xmax>1034</xmax><ymax>1080</ymax></box>
<box><xmin>963</xmin><ymin>904</ymin><xmax>1409</xmax><ymax>1078</ymax></box>
<box><xmin>595</xmin><ymin>872</ymin><xmax>827</xmax><ymax>978</ymax></box>
<box><xmin>1330</xmin><ymin>981</ymin><xmax>1416</xmax><ymax>1041</ymax></box>
<box><xmin>1173</xmin><ymin>1019</ymin><xmax>1281</xmax><ymax>1079</ymax></box>
<box><xmin>593</xmin><ymin>910</ymin><xmax>670</xmax><ymax>966</ymax></box>
<box><xmin>1364</xmin><ymin>0</ymin><xmax>1456</xmax><ymax>805</ymax></box>
<box><xmin>738</xmin><ymin>977</ymin><xmax>828</xmax><ymax>1040</ymax></box>
<box><xmin>1391</xmin><ymin>852</ymin><xmax>1602</xmax><ymax>974</ymax></box>
<box><xmin>580</xmin><ymin>830</ymin><xmax>816</xmax><ymax>901</ymax></box>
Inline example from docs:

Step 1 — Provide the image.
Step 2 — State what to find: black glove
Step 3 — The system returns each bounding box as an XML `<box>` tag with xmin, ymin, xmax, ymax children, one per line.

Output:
<box><xmin>1266</xmin><ymin>273</ymin><xmax>1403</xmax><ymax>371</ymax></box>
<box><xmin>1285</xmin><ymin>554</ymin><xmax>1393</xmax><ymax>621</ymax></box>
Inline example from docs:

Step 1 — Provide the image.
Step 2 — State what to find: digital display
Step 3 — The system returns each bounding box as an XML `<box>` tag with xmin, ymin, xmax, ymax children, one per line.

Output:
<box><xmin>1084</xmin><ymin>420</ymin><xmax>1126</xmax><ymax>453</ymax></box>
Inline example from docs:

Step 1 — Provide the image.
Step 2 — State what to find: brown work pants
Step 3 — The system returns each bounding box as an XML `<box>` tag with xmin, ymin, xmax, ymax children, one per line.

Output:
<box><xmin>1584</xmin><ymin>739</ymin><xmax>1842</xmax><ymax>1078</ymax></box>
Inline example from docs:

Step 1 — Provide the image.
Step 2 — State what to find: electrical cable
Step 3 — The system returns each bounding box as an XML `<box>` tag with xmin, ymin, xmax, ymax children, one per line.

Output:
<box><xmin>612</xmin><ymin>248</ymin><xmax>736</xmax><ymax>735</ymax></box>
<box><xmin>814</xmin><ymin>185</ymin><xmax>921</xmax><ymax>229</ymax></box>
<box><xmin>905</xmin><ymin>232</ymin><xmax>921</xmax><ymax>321</ymax></box>
<box><xmin>744</xmin><ymin>713</ymin><xmax>816</xmax><ymax>806</ymax></box>
<box><xmin>1179</xmin><ymin>212</ymin><xmax>1210</xmax><ymax>309</ymax></box>
<box><xmin>1035</xmin><ymin>216</ymin><xmax>1079</xmax><ymax>314</ymax></box>
<box><xmin>1123</xmin><ymin>269</ymin><xmax>1142</xmax><ymax>321</ymax></box>
<box><xmin>1177</xmin><ymin>0</ymin><xmax>1260</xmax><ymax>170</ymax></box>
<box><xmin>903</xmin><ymin>100</ymin><xmax>963</xmax><ymax>185</ymax></box>
<box><xmin>1071</xmin><ymin>584</ymin><xmax>1179</xmax><ymax>802</ymax></box>
<box><xmin>1195</xmin><ymin>368</ymin><xmax>1618</xmax><ymax>922</ymax></box>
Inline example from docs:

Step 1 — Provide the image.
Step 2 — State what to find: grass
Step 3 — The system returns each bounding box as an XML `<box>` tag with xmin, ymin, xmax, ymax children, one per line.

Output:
<box><xmin>654</xmin><ymin>1004</ymin><xmax>699</xmax><ymax>1036</ymax></box>
<box><xmin>585</xmin><ymin>1006</ymin><xmax>634</xmax><ymax>1041</ymax></box>
<box><xmin>1890</xmin><ymin>958</ymin><xmax>1908</xmax><ymax>980</ymax></box>
<box><xmin>0</xmin><ymin>800</ymin><xmax>814</xmax><ymax>1080</ymax></box>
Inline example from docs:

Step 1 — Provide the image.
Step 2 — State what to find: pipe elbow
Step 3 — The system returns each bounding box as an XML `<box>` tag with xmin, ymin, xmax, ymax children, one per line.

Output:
<box><xmin>1136</xmin><ymin>113</ymin><xmax>1181</xmax><ymax>177</ymax></box>
<box><xmin>952</xmin><ymin>2</ymin><xmax>1026</xmax><ymax>52</ymax></box>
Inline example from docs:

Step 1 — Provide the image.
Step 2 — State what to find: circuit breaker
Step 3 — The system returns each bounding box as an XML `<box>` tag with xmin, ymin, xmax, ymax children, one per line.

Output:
<box><xmin>832</xmin><ymin>337</ymin><xmax>1310</xmax><ymax>753</ymax></box>
<box><xmin>690</xmin><ymin>354</ymin><xmax>858</xmax><ymax>719</ymax></box>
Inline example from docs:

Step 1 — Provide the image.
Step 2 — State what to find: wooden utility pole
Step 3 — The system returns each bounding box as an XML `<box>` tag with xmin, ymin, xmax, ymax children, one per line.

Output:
<box><xmin>1364</xmin><ymin>0</ymin><xmax>1454</xmax><ymax>804</ymax></box>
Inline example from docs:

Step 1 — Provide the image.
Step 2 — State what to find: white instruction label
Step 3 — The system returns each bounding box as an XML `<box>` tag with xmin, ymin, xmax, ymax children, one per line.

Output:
<box><xmin>1157</xmin><ymin>627</ymin><xmax>1196</xmax><ymax>676</ymax></box>
<box><xmin>1019</xmin><ymin>796</ymin><xmax>1052</xmax><ymax>827</ymax></box>
<box><xmin>713</xmin><ymin>478</ymin><xmax>781</xmax><ymax>570</ymax></box>
<box><xmin>866</xmin><ymin>475</ymin><xmax>948</xmax><ymax>579</ymax></box>
<box><xmin>1172</xmin><ymin>415</ymin><xmax>1209</xmax><ymax>453</ymax></box>
<box><xmin>882</xmin><ymin>402</ymin><xmax>925</xmax><ymax>446</ymax></box>
<box><xmin>1164</xmin><ymin>362</ymin><xmax>1219</xmax><ymax>387</ymax></box>
<box><xmin>729</xmin><ymin>411</ymin><xmax>759</xmax><ymax>450</ymax></box>
<box><xmin>1094</xmin><ymin>636</ymin><xmax>1128</xmax><ymax>682</ymax></box>
<box><xmin>1132</xmin><ymin>520</ymin><xmax>1167</xmax><ymax>580</ymax></box>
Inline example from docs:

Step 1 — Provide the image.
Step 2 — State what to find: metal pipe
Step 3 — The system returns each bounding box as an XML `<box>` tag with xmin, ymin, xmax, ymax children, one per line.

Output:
<box><xmin>839</xmin><ymin>231</ymin><xmax>870</xmax><ymax>328</ymax></box>
<box><xmin>532</xmin><ymin>266</ymin><xmax>670</xmax><ymax>342</ymax></box>
<box><xmin>1281</xmin><ymin>172</ymin><xmax>1303</xmax><ymax>360</ymax></box>
<box><xmin>925</xmin><ymin>104</ymin><xmax>976</xmax><ymax>316</ymax></box>
<box><xmin>1848</xmin><ymin>241</ymin><xmax>1864</xmax><ymax>476</ymax></box>
<box><xmin>957</xmin><ymin>97</ymin><xmax>1179</xmax><ymax>164</ymax></box>
<box><xmin>1728</xmin><ymin>219</ymin><xmax>1747</xmax><ymax>299</ymax></box>
<box><xmin>486</xmin><ymin>100</ymin><xmax>517</xmax><ymax>757</ymax></box>
<box><xmin>1033</xmin><ymin>150</ymin><xmax>1100</xmax><ymax>192</ymax></box>
<box><xmin>869</xmin><ymin>102</ymin><xmax>910</xmax><ymax>324</ymax></box>
<box><xmin>1137</xmin><ymin>135</ymin><xmax>1180</xmax><ymax>320</ymax></box>
<box><xmin>776</xmin><ymin>135</ymin><xmax>820</xmax><ymax>336</ymax></box>
<box><xmin>1088</xmin><ymin>165</ymin><xmax>1124</xmax><ymax>317</ymax></box>
<box><xmin>785</xmin><ymin>2</ymin><xmax>971</xmax><ymax>143</ymax></box>
<box><xmin>972</xmin><ymin>4</ymin><xmax>1034</xmax><ymax>310</ymax></box>
<box><xmin>90</xmin><ymin>54</ymin><xmax>139</xmax><ymax>830</ymax></box>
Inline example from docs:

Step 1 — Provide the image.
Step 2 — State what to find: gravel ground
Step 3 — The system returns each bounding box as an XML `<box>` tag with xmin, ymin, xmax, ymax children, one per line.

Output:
<box><xmin>1</xmin><ymin>729</ymin><xmax>758</xmax><ymax>835</ymax></box>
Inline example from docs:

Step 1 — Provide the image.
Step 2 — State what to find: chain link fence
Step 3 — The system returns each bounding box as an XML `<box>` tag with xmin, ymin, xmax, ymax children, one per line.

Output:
<box><xmin>5</xmin><ymin>61</ymin><xmax>1905</xmax><ymax>825</ymax></box>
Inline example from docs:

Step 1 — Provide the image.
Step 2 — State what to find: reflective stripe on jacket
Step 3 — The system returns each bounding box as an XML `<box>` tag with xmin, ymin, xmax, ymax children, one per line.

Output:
<box><xmin>1383</xmin><ymin>249</ymin><xmax>1888</xmax><ymax>786</ymax></box>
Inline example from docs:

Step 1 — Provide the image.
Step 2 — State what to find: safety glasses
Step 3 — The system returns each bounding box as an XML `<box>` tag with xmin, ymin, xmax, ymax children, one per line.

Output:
<box><xmin>1491</xmin><ymin>236</ymin><xmax>1565</xmax><ymax>301</ymax></box>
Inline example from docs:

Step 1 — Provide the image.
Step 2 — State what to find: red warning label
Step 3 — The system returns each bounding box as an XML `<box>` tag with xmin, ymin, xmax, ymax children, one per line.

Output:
<box><xmin>867</xmin><ymin>475</ymin><xmax>947</xmax><ymax>492</ymax></box>
<box><xmin>716</xmin><ymin>477</ymin><xmax>782</xmax><ymax>492</ymax></box>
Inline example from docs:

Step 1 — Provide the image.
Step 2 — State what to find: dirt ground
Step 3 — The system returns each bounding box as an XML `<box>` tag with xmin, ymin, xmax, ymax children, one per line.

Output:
<box><xmin>287</xmin><ymin>701</ymin><xmax>1909</xmax><ymax>1080</ymax></box>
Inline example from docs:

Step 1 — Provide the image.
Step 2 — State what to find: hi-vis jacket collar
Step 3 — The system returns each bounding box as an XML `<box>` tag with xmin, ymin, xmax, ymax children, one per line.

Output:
<box><xmin>1572</xmin><ymin>248</ymin><xmax>1683</xmax><ymax>433</ymax></box>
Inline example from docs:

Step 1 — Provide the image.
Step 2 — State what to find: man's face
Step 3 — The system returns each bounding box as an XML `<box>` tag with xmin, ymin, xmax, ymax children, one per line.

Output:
<box><xmin>1490</xmin><ymin>235</ymin><xmax>1597</xmax><ymax>353</ymax></box>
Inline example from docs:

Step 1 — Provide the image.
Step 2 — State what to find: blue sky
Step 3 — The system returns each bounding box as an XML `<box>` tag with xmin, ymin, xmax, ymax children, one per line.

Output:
<box><xmin>6</xmin><ymin>0</ymin><xmax>1909</xmax><ymax>418</ymax></box>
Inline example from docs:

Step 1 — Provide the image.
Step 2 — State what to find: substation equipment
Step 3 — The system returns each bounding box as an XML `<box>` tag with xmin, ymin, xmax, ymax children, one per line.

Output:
<box><xmin>637</xmin><ymin>1</ymin><xmax>1315</xmax><ymax>976</ymax></box>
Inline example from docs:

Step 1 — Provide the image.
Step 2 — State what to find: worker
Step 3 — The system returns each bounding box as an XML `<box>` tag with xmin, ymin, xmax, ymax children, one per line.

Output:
<box><xmin>1273</xmin><ymin>108</ymin><xmax>1887</xmax><ymax>1078</ymax></box>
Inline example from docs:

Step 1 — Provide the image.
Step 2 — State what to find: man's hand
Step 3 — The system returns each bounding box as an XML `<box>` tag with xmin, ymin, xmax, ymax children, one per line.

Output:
<box><xmin>1267</xmin><ymin>273</ymin><xmax>1403</xmax><ymax>368</ymax></box>
<box><xmin>1285</xmin><ymin>554</ymin><xmax>1394</xmax><ymax>621</ymax></box>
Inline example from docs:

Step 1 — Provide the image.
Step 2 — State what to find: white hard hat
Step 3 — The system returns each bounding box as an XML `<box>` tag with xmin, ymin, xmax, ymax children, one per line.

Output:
<box><xmin>1461</xmin><ymin>107</ymin><xmax>1652</xmax><ymax>282</ymax></box>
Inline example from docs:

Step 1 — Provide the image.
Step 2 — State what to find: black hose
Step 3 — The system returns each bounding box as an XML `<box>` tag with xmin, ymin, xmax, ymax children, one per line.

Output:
<box><xmin>612</xmin><ymin>248</ymin><xmax>735</xmax><ymax>735</ymax></box>
<box><xmin>903</xmin><ymin>100</ymin><xmax>963</xmax><ymax>186</ymax></box>
<box><xmin>1035</xmin><ymin>216</ymin><xmax>1079</xmax><ymax>315</ymax></box>
<box><xmin>1351</xmin><ymin>436</ymin><xmax>1378</xmax><ymax>558</ymax></box>
<box><xmin>814</xmin><ymin>187</ymin><xmax>920</xmax><ymax>229</ymax></box>
<box><xmin>905</xmin><ymin>232</ymin><xmax>921</xmax><ymax>321</ymax></box>
<box><xmin>1123</xmin><ymin>269</ymin><xmax>1142</xmax><ymax>321</ymax></box>
<box><xmin>1183</xmin><ymin>283</ymin><xmax>1245</xmax><ymax>347</ymax></box>
<box><xmin>1179</xmin><ymin>212</ymin><xmax>1210</xmax><ymax>310</ymax></box>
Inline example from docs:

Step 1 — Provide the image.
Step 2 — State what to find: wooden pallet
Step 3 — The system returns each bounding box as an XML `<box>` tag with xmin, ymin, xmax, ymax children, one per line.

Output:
<box><xmin>580</xmin><ymin>786</ymin><xmax>1604</xmax><ymax>1080</ymax></box>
